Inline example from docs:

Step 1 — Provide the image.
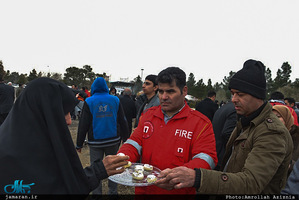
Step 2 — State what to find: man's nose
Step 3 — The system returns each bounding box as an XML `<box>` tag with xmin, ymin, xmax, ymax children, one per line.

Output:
<box><xmin>161</xmin><ymin>93</ymin><xmax>168</xmax><ymax>99</ymax></box>
<box><xmin>231</xmin><ymin>94</ymin><xmax>238</xmax><ymax>102</ymax></box>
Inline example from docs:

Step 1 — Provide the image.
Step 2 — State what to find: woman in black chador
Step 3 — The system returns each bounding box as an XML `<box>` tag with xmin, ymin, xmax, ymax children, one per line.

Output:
<box><xmin>0</xmin><ymin>78</ymin><xmax>128</xmax><ymax>194</ymax></box>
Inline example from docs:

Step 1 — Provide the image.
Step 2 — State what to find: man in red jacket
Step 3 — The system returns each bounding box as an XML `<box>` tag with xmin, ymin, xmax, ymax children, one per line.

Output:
<box><xmin>118</xmin><ymin>67</ymin><xmax>217</xmax><ymax>194</ymax></box>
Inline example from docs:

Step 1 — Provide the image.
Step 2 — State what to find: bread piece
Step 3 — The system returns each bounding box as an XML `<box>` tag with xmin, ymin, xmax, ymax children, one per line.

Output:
<box><xmin>146</xmin><ymin>174</ymin><xmax>157</xmax><ymax>183</ymax></box>
<box><xmin>132</xmin><ymin>172</ymin><xmax>144</xmax><ymax>180</ymax></box>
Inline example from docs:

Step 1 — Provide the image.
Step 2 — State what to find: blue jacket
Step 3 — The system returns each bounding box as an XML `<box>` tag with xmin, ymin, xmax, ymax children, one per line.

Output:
<box><xmin>76</xmin><ymin>77</ymin><xmax>129</xmax><ymax>148</ymax></box>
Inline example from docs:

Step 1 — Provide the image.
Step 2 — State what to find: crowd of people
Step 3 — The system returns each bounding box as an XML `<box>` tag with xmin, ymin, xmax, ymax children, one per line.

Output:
<box><xmin>0</xmin><ymin>59</ymin><xmax>299</xmax><ymax>197</ymax></box>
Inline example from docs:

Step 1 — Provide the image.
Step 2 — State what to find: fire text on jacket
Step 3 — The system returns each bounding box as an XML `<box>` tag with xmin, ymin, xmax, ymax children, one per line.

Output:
<box><xmin>175</xmin><ymin>129</ymin><xmax>193</xmax><ymax>139</ymax></box>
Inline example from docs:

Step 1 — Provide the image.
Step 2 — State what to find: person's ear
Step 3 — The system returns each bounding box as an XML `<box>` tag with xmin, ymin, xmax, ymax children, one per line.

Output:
<box><xmin>183</xmin><ymin>86</ymin><xmax>188</xmax><ymax>96</ymax></box>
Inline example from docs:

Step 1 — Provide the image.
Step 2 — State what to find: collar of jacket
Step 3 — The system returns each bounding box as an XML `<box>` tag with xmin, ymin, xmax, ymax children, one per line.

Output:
<box><xmin>229</xmin><ymin>102</ymin><xmax>273</xmax><ymax>149</ymax></box>
<box><xmin>203</xmin><ymin>97</ymin><xmax>213</xmax><ymax>102</ymax></box>
<box><xmin>237</xmin><ymin>101</ymin><xmax>267</xmax><ymax>128</ymax></box>
<box><xmin>145</xmin><ymin>93</ymin><xmax>157</xmax><ymax>103</ymax></box>
<box><xmin>153</xmin><ymin>101</ymin><xmax>190</xmax><ymax>121</ymax></box>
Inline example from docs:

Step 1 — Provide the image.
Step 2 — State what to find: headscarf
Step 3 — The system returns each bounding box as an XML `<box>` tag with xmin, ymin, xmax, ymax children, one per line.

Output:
<box><xmin>0</xmin><ymin>78</ymin><xmax>91</xmax><ymax>194</ymax></box>
<box><xmin>272</xmin><ymin>105</ymin><xmax>294</xmax><ymax>130</ymax></box>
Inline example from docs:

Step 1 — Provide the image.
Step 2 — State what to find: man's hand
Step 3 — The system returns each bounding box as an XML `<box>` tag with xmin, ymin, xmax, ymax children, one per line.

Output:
<box><xmin>102</xmin><ymin>155</ymin><xmax>130</xmax><ymax>176</ymax></box>
<box><xmin>156</xmin><ymin>166</ymin><xmax>196</xmax><ymax>190</ymax></box>
<box><xmin>155</xmin><ymin>168</ymin><xmax>175</xmax><ymax>190</ymax></box>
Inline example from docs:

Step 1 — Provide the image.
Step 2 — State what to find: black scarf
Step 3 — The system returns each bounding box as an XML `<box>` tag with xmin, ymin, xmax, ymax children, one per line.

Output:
<box><xmin>238</xmin><ymin>101</ymin><xmax>267</xmax><ymax>128</ymax></box>
<box><xmin>0</xmin><ymin>78</ymin><xmax>91</xmax><ymax>194</ymax></box>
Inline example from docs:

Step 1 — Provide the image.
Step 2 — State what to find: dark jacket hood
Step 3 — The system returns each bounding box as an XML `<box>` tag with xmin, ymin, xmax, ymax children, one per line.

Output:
<box><xmin>91</xmin><ymin>77</ymin><xmax>109</xmax><ymax>95</ymax></box>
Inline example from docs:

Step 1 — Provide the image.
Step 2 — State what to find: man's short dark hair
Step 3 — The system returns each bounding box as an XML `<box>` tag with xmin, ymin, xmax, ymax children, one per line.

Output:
<box><xmin>285</xmin><ymin>97</ymin><xmax>296</xmax><ymax>105</ymax></box>
<box><xmin>270</xmin><ymin>91</ymin><xmax>284</xmax><ymax>100</ymax></box>
<box><xmin>157</xmin><ymin>67</ymin><xmax>186</xmax><ymax>93</ymax></box>
<box><xmin>207</xmin><ymin>91</ymin><xmax>216</xmax><ymax>98</ymax></box>
<box><xmin>145</xmin><ymin>75</ymin><xmax>158</xmax><ymax>86</ymax></box>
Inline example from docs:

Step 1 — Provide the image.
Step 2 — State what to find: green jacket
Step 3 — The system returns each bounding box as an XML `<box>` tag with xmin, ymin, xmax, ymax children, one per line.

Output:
<box><xmin>199</xmin><ymin>102</ymin><xmax>293</xmax><ymax>194</ymax></box>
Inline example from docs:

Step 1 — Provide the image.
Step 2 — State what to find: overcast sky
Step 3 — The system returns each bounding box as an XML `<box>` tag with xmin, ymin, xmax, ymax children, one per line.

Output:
<box><xmin>1</xmin><ymin>0</ymin><xmax>298</xmax><ymax>83</ymax></box>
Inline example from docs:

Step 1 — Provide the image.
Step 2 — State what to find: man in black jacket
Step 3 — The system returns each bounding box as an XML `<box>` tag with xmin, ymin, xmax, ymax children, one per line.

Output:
<box><xmin>0</xmin><ymin>77</ymin><xmax>15</xmax><ymax>125</ymax></box>
<box><xmin>212</xmin><ymin>101</ymin><xmax>236</xmax><ymax>170</ymax></box>
<box><xmin>195</xmin><ymin>91</ymin><xmax>218</xmax><ymax>121</ymax></box>
<box><xmin>134</xmin><ymin>74</ymin><xmax>160</xmax><ymax>128</ymax></box>
<box><xmin>119</xmin><ymin>88</ymin><xmax>136</xmax><ymax>134</ymax></box>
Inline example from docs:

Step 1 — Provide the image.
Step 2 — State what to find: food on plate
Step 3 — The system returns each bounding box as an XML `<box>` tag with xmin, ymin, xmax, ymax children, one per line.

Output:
<box><xmin>116</xmin><ymin>153</ymin><xmax>131</xmax><ymax>169</ymax></box>
<box><xmin>124</xmin><ymin>161</ymin><xmax>132</xmax><ymax>168</ymax></box>
<box><xmin>146</xmin><ymin>174</ymin><xmax>157</xmax><ymax>183</ymax></box>
<box><xmin>108</xmin><ymin>163</ymin><xmax>161</xmax><ymax>186</ymax></box>
<box><xmin>143</xmin><ymin>164</ymin><xmax>153</xmax><ymax>171</ymax></box>
<box><xmin>132</xmin><ymin>171</ymin><xmax>144</xmax><ymax>180</ymax></box>
<box><xmin>134</xmin><ymin>165</ymin><xmax>144</xmax><ymax>173</ymax></box>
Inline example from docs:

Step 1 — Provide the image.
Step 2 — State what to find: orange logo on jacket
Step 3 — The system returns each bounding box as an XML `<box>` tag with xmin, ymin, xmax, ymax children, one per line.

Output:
<box><xmin>143</xmin><ymin>121</ymin><xmax>154</xmax><ymax>139</ymax></box>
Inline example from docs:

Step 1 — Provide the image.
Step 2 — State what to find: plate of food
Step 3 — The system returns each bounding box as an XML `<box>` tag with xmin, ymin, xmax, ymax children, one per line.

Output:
<box><xmin>108</xmin><ymin>162</ymin><xmax>161</xmax><ymax>187</ymax></box>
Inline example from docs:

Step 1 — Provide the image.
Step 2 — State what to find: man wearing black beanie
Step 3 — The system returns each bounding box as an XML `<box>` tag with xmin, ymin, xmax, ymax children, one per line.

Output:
<box><xmin>228</xmin><ymin>59</ymin><xmax>266</xmax><ymax>100</ymax></box>
<box><xmin>156</xmin><ymin>59</ymin><xmax>293</xmax><ymax>194</ymax></box>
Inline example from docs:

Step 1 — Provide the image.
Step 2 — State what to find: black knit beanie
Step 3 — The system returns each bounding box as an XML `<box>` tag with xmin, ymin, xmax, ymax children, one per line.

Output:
<box><xmin>228</xmin><ymin>59</ymin><xmax>266</xmax><ymax>99</ymax></box>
